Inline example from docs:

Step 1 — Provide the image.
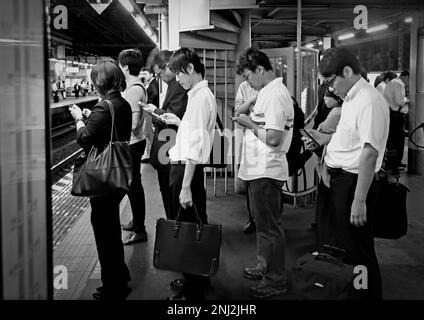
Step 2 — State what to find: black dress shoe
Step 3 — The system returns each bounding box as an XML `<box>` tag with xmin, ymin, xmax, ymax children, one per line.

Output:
<box><xmin>122</xmin><ymin>230</ymin><xmax>148</xmax><ymax>245</ymax></box>
<box><xmin>121</xmin><ymin>220</ymin><xmax>135</xmax><ymax>232</ymax></box>
<box><xmin>93</xmin><ymin>286</ymin><xmax>131</xmax><ymax>300</ymax></box>
<box><xmin>170</xmin><ymin>278</ymin><xmax>185</xmax><ymax>293</ymax></box>
<box><xmin>243</xmin><ymin>220</ymin><xmax>256</xmax><ymax>234</ymax></box>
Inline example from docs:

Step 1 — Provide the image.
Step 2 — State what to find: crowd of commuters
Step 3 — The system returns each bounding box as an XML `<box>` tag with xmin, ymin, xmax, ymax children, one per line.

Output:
<box><xmin>67</xmin><ymin>44</ymin><xmax>407</xmax><ymax>301</ymax></box>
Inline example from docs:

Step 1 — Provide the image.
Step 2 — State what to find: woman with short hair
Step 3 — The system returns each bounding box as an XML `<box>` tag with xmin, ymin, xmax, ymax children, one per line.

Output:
<box><xmin>69</xmin><ymin>59</ymin><xmax>132</xmax><ymax>300</ymax></box>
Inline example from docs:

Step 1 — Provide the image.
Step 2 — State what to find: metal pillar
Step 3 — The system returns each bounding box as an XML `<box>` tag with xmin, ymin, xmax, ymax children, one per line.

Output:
<box><xmin>234</xmin><ymin>12</ymin><xmax>251</xmax><ymax>194</ymax></box>
<box><xmin>408</xmin><ymin>12</ymin><xmax>424</xmax><ymax>174</ymax></box>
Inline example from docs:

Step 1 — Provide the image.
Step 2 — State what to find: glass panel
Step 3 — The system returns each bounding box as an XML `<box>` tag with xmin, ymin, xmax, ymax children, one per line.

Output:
<box><xmin>0</xmin><ymin>0</ymin><xmax>49</xmax><ymax>299</ymax></box>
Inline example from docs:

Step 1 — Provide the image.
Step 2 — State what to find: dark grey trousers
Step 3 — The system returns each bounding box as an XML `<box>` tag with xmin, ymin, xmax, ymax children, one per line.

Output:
<box><xmin>247</xmin><ymin>178</ymin><xmax>287</xmax><ymax>286</ymax></box>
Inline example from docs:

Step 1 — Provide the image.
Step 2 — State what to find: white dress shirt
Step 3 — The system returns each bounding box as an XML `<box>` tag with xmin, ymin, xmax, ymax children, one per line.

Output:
<box><xmin>169</xmin><ymin>80</ymin><xmax>217</xmax><ymax>164</ymax></box>
<box><xmin>238</xmin><ymin>77</ymin><xmax>294</xmax><ymax>181</ymax></box>
<box><xmin>376</xmin><ymin>81</ymin><xmax>386</xmax><ymax>96</ymax></box>
<box><xmin>383</xmin><ymin>77</ymin><xmax>408</xmax><ymax>114</ymax></box>
<box><xmin>235</xmin><ymin>80</ymin><xmax>257</xmax><ymax>112</ymax></box>
<box><xmin>325</xmin><ymin>78</ymin><xmax>390</xmax><ymax>174</ymax></box>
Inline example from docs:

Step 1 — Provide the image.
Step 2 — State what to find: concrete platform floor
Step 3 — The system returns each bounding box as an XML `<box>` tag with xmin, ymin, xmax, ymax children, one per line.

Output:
<box><xmin>75</xmin><ymin>164</ymin><xmax>424</xmax><ymax>300</ymax></box>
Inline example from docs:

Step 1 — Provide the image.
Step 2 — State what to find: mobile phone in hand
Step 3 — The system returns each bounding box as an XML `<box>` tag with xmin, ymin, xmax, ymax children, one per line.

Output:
<box><xmin>300</xmin><ymin>129</ymin><xmax>320</xmax><ymax>148</ymax></box>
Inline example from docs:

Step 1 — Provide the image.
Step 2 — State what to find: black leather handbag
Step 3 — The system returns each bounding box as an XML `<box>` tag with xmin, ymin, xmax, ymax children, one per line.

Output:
<box><xmin>374</xmin><ymin>175</ymin><xmax>409</xmax><ymax>239</ymax></box>
<box><xmin>291</xmin><ymin>247</ymin><xmax>356</xmax><ymax>300</ymax></box>
<box><xmin>71</xmin><ymin>100</ymin><xmax>133</xmax><ymax>197</ymax></box>
<box><xmin>153</xmin><ymin>205</ymin><xmax>222</xmax><ymax>276</ymax></box>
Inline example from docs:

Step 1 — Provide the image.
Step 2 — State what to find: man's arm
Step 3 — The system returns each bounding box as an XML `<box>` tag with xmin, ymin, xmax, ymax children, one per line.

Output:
<box><xmin>351</xmin><ymin>143</ymin><xmax>379</xmax><ymax>227</ymax></box>
<box><xmin>179</xmin><ymin>160</ymin><xmax>197</xmax><ymax>208</ymax></box>
<box><xmin>234</xmin><ymin>114</ymin><xmax>283</xmax><ymax>147</ymax></box>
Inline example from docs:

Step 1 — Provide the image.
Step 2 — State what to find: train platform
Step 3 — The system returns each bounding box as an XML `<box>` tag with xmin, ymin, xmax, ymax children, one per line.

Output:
<box><xmin>53</xmin><ymin>164</ymin><xmax>424</xmax><ymax>300</ymax></box>
<box><xmin>51</xmin><ymin>96</ymin><xmax>98</xmax><ymax>109</ymax></box>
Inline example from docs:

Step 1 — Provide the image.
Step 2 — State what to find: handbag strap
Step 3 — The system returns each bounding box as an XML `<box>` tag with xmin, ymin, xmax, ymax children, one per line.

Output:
<box><xmin>175</xmin><ymin>203</ymin><xmax>203</xmax><ymax>226</ymax></box>
<box><xmin>104</xmin><ymin>100</ymin><xmax>118</xmax><ymax>142</ymax></box>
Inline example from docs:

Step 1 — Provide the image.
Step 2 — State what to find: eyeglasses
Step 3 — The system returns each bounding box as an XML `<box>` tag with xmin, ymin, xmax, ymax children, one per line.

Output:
<box><xmin>326</xmin><ymin>75</ymin><xmax>337</xmax><ymax>92</ymax></box>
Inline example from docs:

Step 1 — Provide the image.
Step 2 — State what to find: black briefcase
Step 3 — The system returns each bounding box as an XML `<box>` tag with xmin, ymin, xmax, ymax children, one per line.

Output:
<box><xmin>291</xmin><ymin>246</ymin><xmax>356</xmax><ymax>300</ymax></box>
<box><xmin>374</xmin><ymin>176</ymin><xmax>409</xmax><ymax>239</ymax></box>
<box><xmin>153</xmin><ymin>206</ymin><xmax>222</xmax><ymax>276</ymax></box>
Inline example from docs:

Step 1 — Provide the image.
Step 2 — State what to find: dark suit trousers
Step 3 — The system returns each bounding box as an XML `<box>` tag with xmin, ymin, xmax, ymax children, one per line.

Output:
<box><xmin>323</xmin><ymin>168</ymin><xmax>382</xmax><ymax>300</ymax></box>
<box><xmin>169</xmin><ymin>164</ymin><xmax>209</xmax><ymax>300</ymax></box>
<box><xmin>90</xmin><ymin>193</ymin><xmax>131</xmax><ymax>290</ymax></box>
<box><xmin>128</xmin><ymin>140</ymin><xmax>146</xmax><ymax>233</ymax></box>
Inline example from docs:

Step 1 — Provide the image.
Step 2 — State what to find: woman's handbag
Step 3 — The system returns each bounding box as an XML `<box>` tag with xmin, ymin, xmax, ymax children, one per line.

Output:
<box><xmin>153</xmin><ymin>205</ymin><xmax>222</xmax><ymax>276</ymax></box>
<box><xmin>71</xmin><ymin>100</ymin><xmax>133</xmax><ymax>197</ymax></box>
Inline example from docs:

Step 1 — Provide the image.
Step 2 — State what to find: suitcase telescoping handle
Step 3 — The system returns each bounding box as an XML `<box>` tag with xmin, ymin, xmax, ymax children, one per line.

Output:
<box><xmin>173</xmin><ymin>204</ymin><xmax>204</xmax><ymax>241</ymax></box>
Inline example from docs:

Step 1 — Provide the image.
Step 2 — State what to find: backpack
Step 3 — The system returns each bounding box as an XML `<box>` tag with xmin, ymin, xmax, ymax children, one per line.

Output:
<box><xmin>286</xmin><ymin>96</ymin><xmax>305</xmax><ymax>177</ymax></box>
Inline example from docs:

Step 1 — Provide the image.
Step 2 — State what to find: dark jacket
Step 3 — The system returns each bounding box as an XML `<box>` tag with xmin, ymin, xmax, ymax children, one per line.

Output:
<box><xmin>76</xmin><ymin>91</ymin><xmax>132</xmax><ymax>150</ymax></box>
<box><xmin>153</xmin><ymin>78</ymin><xmax>188</xmax><ymax>130</ymax></box>
<box><xmin>150</xmin><ymin>79</ymin><xmax>188</xmax><ymax>169</ymax></box>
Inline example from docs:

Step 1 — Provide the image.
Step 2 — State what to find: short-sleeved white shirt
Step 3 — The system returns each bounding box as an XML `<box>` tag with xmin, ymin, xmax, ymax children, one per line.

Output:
<box><xmin>238</xmin><ymin>77</ymin><xmax>294</xmax><ymax>181</ymax></box>
<box><xmin>325</xmin><ymin>78</ymin><xmax>390</xmax><ymax>174</ymax></box>
<box><xmin>169</xmin><ymin>80</ymin><xmax>217</xmax><ymax>164</ymax></box>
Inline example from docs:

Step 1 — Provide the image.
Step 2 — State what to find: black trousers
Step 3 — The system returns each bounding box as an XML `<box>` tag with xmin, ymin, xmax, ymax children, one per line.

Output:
<box><xmin>90</xmin><ymin>193</ymin><xmax>131</xmax><ymax>291</ymax></box>
<box><xmin>315</xmin><ymin>180</ymin><xmax>331</xmax><ymax>248</ymax></box>
<box><xmin>128</xmin><ymin>140</ymin><xmax>146</xmax><ymax>233</ymax></box>
<box><xmin>151</xmin><ymin>128</ymin><xmax>176</xmax><ymax>219</ymax></box>
<box><xmin>157</xmin><ymin>163</ymin><xmax>171</xmax><ymax>218</ymax></box>
<box><xmin>317</xmin><ymin>168</ymin><xmax>382</xmax><ymax>299</ymax></box>
<box><xmin>169</xmin><ymin>164</ymin><xmax>209</xmax><ymax>300</ymax></box>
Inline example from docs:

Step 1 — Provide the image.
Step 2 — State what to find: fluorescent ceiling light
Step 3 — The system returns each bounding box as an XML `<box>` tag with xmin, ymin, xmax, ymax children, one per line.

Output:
<box><xmin>135</xmin><ymin>15</ymin><xmax>146</xmax><ymax>27</ymax></box>
<box><xmin>405</xmin><ymin>17</ymin><xmax>413</xmax><ymax>23</ymax></box>
<box><xmin>305</xmin><ymin>43</ymin><xmax>314</xmax><ymax>48</ymax></box>
<box><xmin>119</xmin><ymin>0</ymin><xmax>134</xmax><ymax>13</ymax></box>
<box><xmin>338</xmin><ymin>33</ymin><xmax>355</xmax><ymax>40</ymax></box>
<box><xmin>366</xmin><ymin>24</ymin><xmax>388</xmax><ymax>33</ymax></box>
<box><xmin>318</xmin><ymin>41</ymin><xmax>323</xmax><ymax>45</ymax></box>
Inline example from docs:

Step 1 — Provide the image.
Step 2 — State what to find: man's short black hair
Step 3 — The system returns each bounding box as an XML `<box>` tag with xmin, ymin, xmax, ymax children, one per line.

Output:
<box><xmin>383</xmin><ymin>71</ymin><xmax>397</xmax><ymax>82</ymax></box>
<box><xmin>146</xmin><ymin>48</ymin><xmax>173</xmax><ymax>72</ymax></box>
<box><xmin>318</xmin><ymin>47</ymin><xmax>362</xmax><ymax>78</ymax></box>
<box><xmin>90</xmin><ymin>59</ymin><xmax>126</xmax><ymax>95</ymax></box>
<box><xmin>235</xmin><ymin>47</ymin><xmax>272</xmax><ymax>75</ymax></box>
<box><xmin>118</xmin><ymin>49</ymin><xmax>144</xmax><ymax>76</ymax></box>
<box><xmin>400</xmin><ymin>70</ymin><xmax>409</xmax><ymax>77</ymax></box>
<box><xmin>168</xmin><ymin>48</ymin><xmax>205</xmax><ymax>78</ymax></box>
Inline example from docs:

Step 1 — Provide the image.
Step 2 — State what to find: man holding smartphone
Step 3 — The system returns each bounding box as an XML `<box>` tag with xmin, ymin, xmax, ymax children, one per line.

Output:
<box><xmin>234</xmin><ymin>48</ymin><xmax>293</xmax><ymax>299</ymax></box>
<box><xmin>141</xmin><ymin>49</ymin><xmax>188</xmax><ymax>219</ymax></box>
<box><xmin>305</xmin><ymin>47</ymin><xmax>389</xmax><ymax>299</ymax></box>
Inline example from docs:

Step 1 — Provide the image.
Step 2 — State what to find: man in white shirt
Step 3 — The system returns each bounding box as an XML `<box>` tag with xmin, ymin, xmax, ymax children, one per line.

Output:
<box><xmin>165</xmin><ymin>48</ymin><xmax>217</xmax><ymax>301</ymax></box>
<box><xmin>306</xmin><ymin>47</ymin><xmax>389</xmax><ymax>299</ymax></box>
<box><xmin>234</xmin><ymin>48</ymin><xmax>293</xmax><ymax>299</ymax></box>
<box><xmin>384</xmin><ymin>70</ymin><xmax>409</xmax><ymax>169</ymax></box>
<box><xmin>234</xmin><ymin>80</ymin><xmax>258</xmax><ymax>234</ymax></box>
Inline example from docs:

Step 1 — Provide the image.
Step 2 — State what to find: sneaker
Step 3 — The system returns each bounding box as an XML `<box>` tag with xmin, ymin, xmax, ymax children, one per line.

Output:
<box><xmin>243</xmin><ymin>220</ymin><xmax>256</xmax><ymax>234</ymax></box>
<box><xmin>249</xmin><ymin>282</ymin><xmax>288</xmax><ymax>299</ymax></box>
<box><xmin>243</xmin><ymin>267</ymin><xmax>263</xmax><ymax>280</ymax></box>
<box><xmin>122</xmin><ymin>230</ymin><xmax>148</xmax><ymax>245</ymax></box>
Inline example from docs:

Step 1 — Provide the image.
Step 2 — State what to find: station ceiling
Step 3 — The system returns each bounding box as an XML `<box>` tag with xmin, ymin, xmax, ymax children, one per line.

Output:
<box><xmin>51</xmin><ymin>0</ymin><xmax>158</xmax><ymax>59</ymax></box>
<box><xmin>139</xmin><ymin>0</ymin><xmax>424</xmax><ymax>49</ymax></box>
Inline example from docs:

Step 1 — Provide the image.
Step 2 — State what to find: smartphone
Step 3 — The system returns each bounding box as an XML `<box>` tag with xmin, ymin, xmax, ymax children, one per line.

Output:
<box><xmin>300</xmin><ymin>129</ymin><xmax>320</xmax><ymax>148</ymax></box>
<box><xmin>151</xmin><ymin>112</ymin><xmax>166</xmax><ymax>123</ymax></box>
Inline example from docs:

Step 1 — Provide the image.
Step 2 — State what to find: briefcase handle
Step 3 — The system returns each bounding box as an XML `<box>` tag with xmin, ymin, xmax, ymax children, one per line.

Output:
<box><xmin>315</xmin><ymin>253</ymin><xmax>342</xmax><ymax>266</ymax></box>
<box><xmin>175</xmin><ymin>204</ymin><xmax>203</xmax><ymax>227</ymax></box>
